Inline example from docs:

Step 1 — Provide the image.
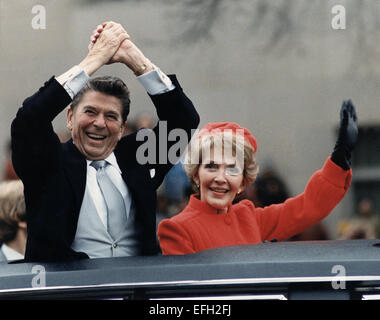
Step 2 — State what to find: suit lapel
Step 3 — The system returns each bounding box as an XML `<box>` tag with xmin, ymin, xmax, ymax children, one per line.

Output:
<box><xmin>62</xmin><ymin>139</ymin><xmax>87</xmax><ymax>211</ymax></box>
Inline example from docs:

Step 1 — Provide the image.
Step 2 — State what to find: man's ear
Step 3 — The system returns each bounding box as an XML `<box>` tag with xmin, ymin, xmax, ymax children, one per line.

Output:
<box><xmin>67</xmin><ymin>107</ymin><xmax>73</xmax><ymax>131</ymax></box>
<box><xmin>18</xmin><ymin>221</ymin><xmax>27</xmax><ymax>230</ymax></box>
<box><xmin>119</xmin><ymin>121</ymin><xmax>127</xmax><ymax>140</ymax></box>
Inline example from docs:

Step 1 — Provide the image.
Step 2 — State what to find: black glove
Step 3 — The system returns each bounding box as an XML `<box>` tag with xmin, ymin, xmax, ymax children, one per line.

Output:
<box><xmin>331</xmin><ymin>100</ymin><xmax>358</xmax><ymax>170</ymax></box>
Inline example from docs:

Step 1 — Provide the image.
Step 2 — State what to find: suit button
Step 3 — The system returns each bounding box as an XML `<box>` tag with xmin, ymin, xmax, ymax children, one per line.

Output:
<box><xmin>113</xmin><ymin>243</ymin><xmax>118</xmax><ymax>248</ymax></box>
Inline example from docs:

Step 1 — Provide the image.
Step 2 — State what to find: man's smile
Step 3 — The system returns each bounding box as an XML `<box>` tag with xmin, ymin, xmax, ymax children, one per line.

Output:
<box><xmin>86</xmin><ymin>132</ymin><xmax>107</xmax><ymax>140</ymax></box>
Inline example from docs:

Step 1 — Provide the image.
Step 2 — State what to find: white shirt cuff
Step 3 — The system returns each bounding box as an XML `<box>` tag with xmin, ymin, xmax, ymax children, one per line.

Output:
<box><xmin>63</xmin><ymin>69</ymin><xmax>90</xmax><ymax>99</ymax></box>
<box><xmin>58</xmin><ymin>65</ymin><xmax>173</xmax><ymax>98</ymax></box>
<box><xmin>137</xmin><ymin>67</ymin><xmax>175</xmax><ymax>95</ymax></box>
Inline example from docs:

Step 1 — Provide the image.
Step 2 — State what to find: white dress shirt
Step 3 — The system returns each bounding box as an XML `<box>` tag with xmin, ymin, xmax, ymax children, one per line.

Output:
<box><xmin>1</xmin><ymin>243</ymin><xmax>24</xmax><ymax>262</ymax></box>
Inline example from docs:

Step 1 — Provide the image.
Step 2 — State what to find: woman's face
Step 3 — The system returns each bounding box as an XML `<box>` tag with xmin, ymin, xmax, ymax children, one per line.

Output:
<box><xmin>194</xmin><ymin>148</ymin><xmax>245</xmax><ymax>213</ymax></box>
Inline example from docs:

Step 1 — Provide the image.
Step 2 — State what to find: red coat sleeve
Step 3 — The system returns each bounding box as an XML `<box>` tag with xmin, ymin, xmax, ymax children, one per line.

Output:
<box><xmin>158</xmin><ymin>218</ymin><xmax>196</xmax><ymax>255</ymax></box>
<box><xmin>254</xmin><ymin>157</ymin><xmax>352</xmax><ymax>241</ymax></box>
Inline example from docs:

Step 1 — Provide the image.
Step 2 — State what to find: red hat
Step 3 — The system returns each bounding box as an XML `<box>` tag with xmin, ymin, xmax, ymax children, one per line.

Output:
<box><xmin>198</xmin><ymin>122</ymin><xmax>257</xmax><ymax>152</ymax></box>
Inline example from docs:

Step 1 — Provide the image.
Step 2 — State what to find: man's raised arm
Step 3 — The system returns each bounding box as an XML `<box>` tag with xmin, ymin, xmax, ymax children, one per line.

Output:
<box><xmin>56</xmin><ymin>22</ymin><xmax>130</xmax><ymax>98</ymax></box>
<box><xmin>90</xmin><ymin>23</ymin><xmax>175</xmax><ymax>96</ymax></box>
<box><xmin>11</xmin><ymin>22</ymin><xmax>129</xmax><ymax>179</ymax></box>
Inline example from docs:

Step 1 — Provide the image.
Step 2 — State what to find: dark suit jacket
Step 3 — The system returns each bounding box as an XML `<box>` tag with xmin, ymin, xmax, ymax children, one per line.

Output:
<box><xmin>11</xmin><ymin>75</ymin><xmax>199</xmax><ymax>262</ymax></box>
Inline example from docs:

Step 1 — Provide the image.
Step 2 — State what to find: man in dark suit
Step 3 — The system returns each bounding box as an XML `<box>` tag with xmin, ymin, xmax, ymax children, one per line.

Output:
<box><xmin>11</xmin><ymin>22</ymin><xmax>199</xmax><ymax>262</ymax></box>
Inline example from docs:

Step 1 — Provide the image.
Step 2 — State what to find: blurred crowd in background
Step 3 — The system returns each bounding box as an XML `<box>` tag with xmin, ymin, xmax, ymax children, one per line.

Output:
<box><xmin>1</xmin><ymin>110</ymin><xmax>380</xmax><ymax>263</ymax></box>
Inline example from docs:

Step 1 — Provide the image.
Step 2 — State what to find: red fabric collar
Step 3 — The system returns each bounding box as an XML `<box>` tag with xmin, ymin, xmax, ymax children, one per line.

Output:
<box><xmin>186</xmin><ymin>193</ymin><xmax>233</xmax><ymax>215</ymax></box>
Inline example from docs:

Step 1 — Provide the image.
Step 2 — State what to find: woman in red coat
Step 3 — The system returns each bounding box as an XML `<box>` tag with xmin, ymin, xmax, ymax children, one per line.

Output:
<box><xmin>158</xmin><ymin>101</ymin><xmax>358</xmax><ymax>255</ymax></box>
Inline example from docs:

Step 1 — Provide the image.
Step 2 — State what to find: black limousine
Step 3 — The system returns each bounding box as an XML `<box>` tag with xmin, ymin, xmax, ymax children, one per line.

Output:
<box><xmin>0</xmin><ymin>239</ymin><xmax>380</xmax><ymax>300</ymax></box>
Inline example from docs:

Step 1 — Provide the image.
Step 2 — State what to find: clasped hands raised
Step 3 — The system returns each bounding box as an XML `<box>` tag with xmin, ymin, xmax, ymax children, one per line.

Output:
<box><xmin>81</xmin><ymin>21</ymin><xmax>153</xmax><ymax>76</ymax></box>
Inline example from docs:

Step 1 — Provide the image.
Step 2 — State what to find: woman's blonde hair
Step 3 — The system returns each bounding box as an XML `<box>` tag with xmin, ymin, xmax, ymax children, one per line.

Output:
<box><xmin>0</xmin><ymin>180</ymin><xmax>26</xmax><ymax>243</ymax></box>
<box><xmin>183</xmin><ymin>132</ymin><xmax>259</xmax><ymax>193</ymax></box>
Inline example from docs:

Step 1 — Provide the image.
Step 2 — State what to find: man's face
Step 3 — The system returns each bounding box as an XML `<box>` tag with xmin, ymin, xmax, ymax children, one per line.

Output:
<box><xmin>67</xmin><ymin>90</ymin><xmax>126</xmax><ymax>160</ymax></box>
